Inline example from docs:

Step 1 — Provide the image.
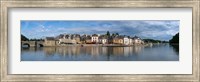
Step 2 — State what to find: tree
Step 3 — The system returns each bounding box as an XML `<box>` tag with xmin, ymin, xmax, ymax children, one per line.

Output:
<box><xmin>111</xmin><ymin>33</ymin><xmax>119</xmax><ymax>37</ymax></box>
<box><xmin>143</xmin><ymin>39</ymin><xmax>161</xmax><ymax>43</ymax></box>
<box><xmin>169</xmin><ymin>33</ymin><xmax>179</xmax><ymax>43</ymax></box>
<box><xmin>112</xmin><ymin>33</ymin><xmax>115</xmax><ymax>37</ymax></box>
<box><xmin>106</xmin><ymin>31</ymin><xmax>110</xmax><ymax>37</ymax></box>
<box><xmin>116</xmin><ymin>33</ymin><xmax>119</xmax><ymax>36</ymax></box>
<box><xmin>21</xmin><ymin>34</ymin><xmax>29</xmax><ymax>41</ymax></box>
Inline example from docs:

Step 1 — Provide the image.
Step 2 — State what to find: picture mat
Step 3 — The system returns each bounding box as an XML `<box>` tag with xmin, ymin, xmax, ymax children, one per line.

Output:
<box><xmin>8</xmin><ymin>8</ymin><xmax>192</xmax><ymax>74</ymax></box>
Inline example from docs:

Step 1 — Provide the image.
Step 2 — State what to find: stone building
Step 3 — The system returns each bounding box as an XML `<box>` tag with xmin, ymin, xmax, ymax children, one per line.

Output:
<box><xmin>71</xmin><ymin>34</ymin><xmax>81</xmax><ymax>44</ymax></box>
<box><xmin>113</xmin><ymin>36</ymin><xmax>124</xmax><ymax>44</ymax></box>
<box><xmin>44</xmin><ymin>37</ymin><xmax>58</xmax><ymax>46</ymax></box>
<box><xmin>59</xmin><ymin>34</ymin><xmax>76</xmax><ymax>44</ymax></box>
<box><xmin>56</xmin><ymin>34</ymin><xmax>81</xmax><ymax>44</ymax></box>
<box><xmin>99</xmin><ymin>35</ymin><xmax>108</xmax><ymax>44</ymax></box>
<box><xmin>85</xmin><ymin>35</ymin><xmax>92</xmax><ymax>44</ymax></box>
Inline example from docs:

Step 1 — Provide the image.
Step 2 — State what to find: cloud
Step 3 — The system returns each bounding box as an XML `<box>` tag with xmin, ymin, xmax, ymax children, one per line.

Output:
<box><xmin>21</xmin><ymin>20</ymin><xmax>179</xmax><ymax>40</ymax></box>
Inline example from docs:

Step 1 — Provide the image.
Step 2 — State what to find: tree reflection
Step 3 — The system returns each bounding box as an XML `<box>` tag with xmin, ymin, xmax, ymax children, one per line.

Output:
<box><xmin>170</xmin><ymin>44</ymin><xmax>179</xmax><ymax>55</ymax></box>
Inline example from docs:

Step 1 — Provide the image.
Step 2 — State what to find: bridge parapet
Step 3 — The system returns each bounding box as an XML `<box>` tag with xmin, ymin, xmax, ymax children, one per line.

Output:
<box><xmin>21</xmin><ymin>41</ymin><xmax>44</xmax><ymax>47</ymax></box>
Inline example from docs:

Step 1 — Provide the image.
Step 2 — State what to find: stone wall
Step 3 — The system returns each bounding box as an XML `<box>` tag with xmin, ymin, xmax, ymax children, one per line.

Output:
<box><xmin>44</xmin><ymin>41</ymin><xmax>57</xmax><ymax>46</ymax></box>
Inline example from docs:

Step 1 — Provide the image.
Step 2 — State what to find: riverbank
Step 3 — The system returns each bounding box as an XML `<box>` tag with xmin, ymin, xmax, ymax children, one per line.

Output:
<box><xmin>22</xmin><ymin>42</ymin><xmax>169</xmax><ymax>48</ymax></box>
<box><xmin>44</xmin><ymin>43</ymin><xmax>158</xmax><ymax>47</ymax></box>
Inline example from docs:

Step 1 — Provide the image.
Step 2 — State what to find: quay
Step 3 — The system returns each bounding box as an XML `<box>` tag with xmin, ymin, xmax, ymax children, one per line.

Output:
<box><xmin>21</xmin><ymin>40</ymin><xmax>153</xmax><ymax>48</ymax></box>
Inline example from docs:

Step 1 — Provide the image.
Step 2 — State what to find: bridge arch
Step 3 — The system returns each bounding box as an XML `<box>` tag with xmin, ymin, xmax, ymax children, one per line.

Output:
<box><xmin>38</xmin><ymin>44</ymin><xmax>44</xmax><ymax>47</ymax></box>
<box><xmin>22</xmin><ymin>43</ymin><xmax>30</xmax><ymax>48</ymax></box>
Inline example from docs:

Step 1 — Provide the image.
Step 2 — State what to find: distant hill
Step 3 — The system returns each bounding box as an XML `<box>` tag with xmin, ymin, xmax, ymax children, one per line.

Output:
<box><xmin>169</xmin><ymin>33</ymin><xmax>179</xmax><ymax>43</ymax></box>
<box><xmin>21</xmin><ymin>34</ymin><xmax>29</xmax><ymax>41</ymax></box>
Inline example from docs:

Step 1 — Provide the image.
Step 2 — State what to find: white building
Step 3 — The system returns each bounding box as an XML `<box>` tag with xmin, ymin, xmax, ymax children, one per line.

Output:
<box><xmin>123</xmin><ymin>36</ymin><xmax>130</xmax><ymax>45</ymax></box>
<box><xmin>132</xmin><ymin>36</ymin><xmax>144</xmax><ymax>44</ymax></box>
<box><xmin>99</xmin><ymin>39</ymin><xmax>107</xmax><ymax>44</ymax></box>
<box><xmin>129</xmin><ymin>38</ymin><xmax>133</xmax><ymax>45</ymax></box>
<box><xmin>91</xmin><ymin>34</ymin><xmax>99</xmax><ymax>43</ymax></box>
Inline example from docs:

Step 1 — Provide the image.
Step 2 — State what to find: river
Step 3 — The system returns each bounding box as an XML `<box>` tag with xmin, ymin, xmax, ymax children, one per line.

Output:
<box><xmin>21</xmin><ymin>43</ymin><xmax>179</xmax><ymax>61</ymax></box>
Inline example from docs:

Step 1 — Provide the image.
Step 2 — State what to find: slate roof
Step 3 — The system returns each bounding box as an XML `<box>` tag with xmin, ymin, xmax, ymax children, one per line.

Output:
<box><xmin>92</xmin><ymin>34</ymin><xmax>98</xmax><ymax>37</ymax></box>
<box><xmin>99</xmin><ymin>35</ymin><xmax>108</xmax><ymax>39</ymax></box>
<box><xmin>132</xmin><ymin>36</ymin><xmax>141</xmax><ymax>39</ymax></box>
<box><xmin>46</xmin><ymin>37</ymin><xmax>55</xmax><ymax>40</ymax></box>
<box><xmin>86</xmin><ymin>35</ymin><xmax>92</xmax><ymax>39</ymax></box>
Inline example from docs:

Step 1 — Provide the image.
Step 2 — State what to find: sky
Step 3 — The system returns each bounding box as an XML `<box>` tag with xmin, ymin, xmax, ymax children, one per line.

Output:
<box><xmin>21</xmin><ymin>20</ymin><xmax>179</xmax><ymax>41</ymax></box>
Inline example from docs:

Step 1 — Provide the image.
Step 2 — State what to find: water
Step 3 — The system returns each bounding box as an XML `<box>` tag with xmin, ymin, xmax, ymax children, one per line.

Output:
<box><xmin>21</xmin><ymin>44</ymin><xmax>179</xmax><ymax>61</ymax></box>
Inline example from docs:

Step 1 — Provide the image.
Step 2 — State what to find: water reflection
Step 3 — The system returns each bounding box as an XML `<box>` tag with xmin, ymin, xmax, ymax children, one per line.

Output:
<box><xmin>21</xmin><ymin>44</ymin><xmax>179</xmax><ymax>61</ymax></box>
<box><xmin>170</xmin><ymin>44</ymin><xmax>179</xmax><ymax>54</ymax></box>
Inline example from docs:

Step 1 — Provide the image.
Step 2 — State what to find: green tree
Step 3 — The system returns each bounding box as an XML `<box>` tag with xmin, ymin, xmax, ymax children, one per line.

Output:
<box><xmin>112</xmin><ymin>33</ymin><xmax>115</xmax><ymax>37</ymax></box>
<box><xmin>169</xmin><ymin>33</ymin><xmax>179</xmax><ymax>43</ymax></box>
<box><xmin>21</xmin><ymin>34</ymin><xmax>29</xmax><ymax>41</ymax></box>
<box><xmin>106</xmin><ymin>31</ymin><xmax>110</xmax><ymax>37</ymax></box>
<box><xmin>111</xmin><ymin>33</ymin><xmax>119</xmax><ymax>37</ymax></box>
<box><xmin>143</xmin><ymin>39</ymin><xmax>161</xmax><ymax>43</ymax></box>
<box><xmin>116</xmin><ymin>33</ymin><xmax>119</xmax><ymax>36</ymax></box>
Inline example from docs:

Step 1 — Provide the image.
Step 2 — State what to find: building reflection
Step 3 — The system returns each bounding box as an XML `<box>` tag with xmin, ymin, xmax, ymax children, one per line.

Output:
<box><xmin>112</xmin><ymin>47</ymin><xmax>124</xmax><ymax>55</ymax></box>
<box><xmin>43</xmin><ymin>47</ymin><xmax>56</xmax><ymax>56</ymax></box>
<box><xmin>132</xmin><ymin>46</ymin><xmax>143</xmax><ymax>54</ymax></box>
<box><xmin>56</xmin><ymin>46</ymin><xmax>81</xmax><ymax>56</ymax></box>
<box><xmin>91</xmin><ymin>47</ymin><xmax>100</xmax><ymax>56</ymax></box>
<box><xmin>101</xmin><ymin>47</ymin><xmax>108</xmax><ymax>55</ymax></box>
<box><xmin>21</xmin><ymin>44</ymin><xmax>179</xmax><ymax>61</ymax></box>
<box><xmin>23</xmin><ymin>46</ymin><xmax>146</xmax><ymax>57</ymax></box>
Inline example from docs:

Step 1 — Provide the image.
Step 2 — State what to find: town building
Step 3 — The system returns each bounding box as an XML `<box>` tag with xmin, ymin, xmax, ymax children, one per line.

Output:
<box><xmin>45</xmin><ymin>33</ymin><xmax>144</xmax><ymax>45</ymax></box>
<box><xmin>99</xmin><ymin>35</ymin><xmax>108</xmax><ymax>44</ymax></box>
<box><xmin>91</xmin><ymin>34</ymin><xmax>99</xmax><ymax>43</ymax></box>
<box><xmin>71</xmin><ymin>34</ymin><xmax>81</xmax><ymax>44</ymax></box>
<box><xmin>129</xmin><ymin>37</ymin><xmax>133</xmax><ymax>45</ymax></box>
<box><xmin>85</xmin><ymin>35</ymin><xmax>92</xmax><ymax>44</ymax></box>
<box><xmin>123</xmin><ymin>36</ymin><xmax>130</xmax><ymax>45</ymax></box>
<box><xmin>44</xmin><ymin>37</ymin><xmax>58</xmax><ymax>46</ymax></box>
<box><xmin>132</xmin><ymin>36</ymin><xmax>144</xmax><ymax>44</ymax></box>
<box><xmin>80</xmin><ymin>34</ymin><xmax>87</xmax><ymax>44</ymax></box>
<box><xmin>113</xmin><ymin>36</ymin><xmax>124</xmax><ymax>44</ymax></box>
<box><xmin>58</xmin><ymin>34</ymin><xmax>76</xmax><ymax>44</ymax></box>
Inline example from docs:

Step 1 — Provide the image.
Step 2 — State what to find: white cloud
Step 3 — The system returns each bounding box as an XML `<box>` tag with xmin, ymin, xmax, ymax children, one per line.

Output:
<box><xmin>22</xmin><ymin>20</ymin><xmax>179</xmax><ymax>40</ymax></box>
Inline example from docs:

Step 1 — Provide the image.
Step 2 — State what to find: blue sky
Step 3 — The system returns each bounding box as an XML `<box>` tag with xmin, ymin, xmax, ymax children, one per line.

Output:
<box><xmin>21</xmin><ymin>20</ymin><xmax>179</xmax><ymax>41</ymax></box>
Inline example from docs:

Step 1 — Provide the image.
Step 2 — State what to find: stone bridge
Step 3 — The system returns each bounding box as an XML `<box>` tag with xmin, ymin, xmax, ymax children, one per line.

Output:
<box><xmin>21</xmin><ymin>41</ymin><xmax>44</xmax><ymax>47</ymax></box>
